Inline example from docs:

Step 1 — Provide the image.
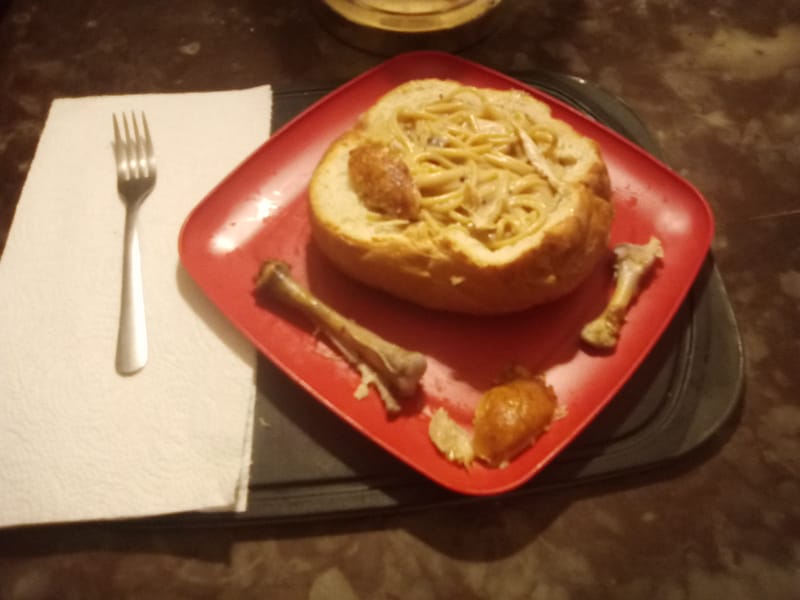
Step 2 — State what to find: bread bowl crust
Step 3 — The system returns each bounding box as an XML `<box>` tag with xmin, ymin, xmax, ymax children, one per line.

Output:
<box><xmin>309</xmin><ymin>79</ymin><xmax>613</xmax><ymax>315</ymax></box>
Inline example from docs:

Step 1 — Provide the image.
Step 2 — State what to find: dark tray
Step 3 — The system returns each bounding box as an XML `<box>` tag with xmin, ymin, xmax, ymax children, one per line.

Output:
<box><xmin>179</xmin><ymin>73</ymin><xmax>744</xmax><ymax>524</ymax></box>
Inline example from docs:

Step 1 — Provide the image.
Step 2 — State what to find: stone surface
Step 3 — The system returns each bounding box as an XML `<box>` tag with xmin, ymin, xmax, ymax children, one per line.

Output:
<box><xmin>1</xmin><ymin>1</ymin><xmax>799</xmax><ymax>598</ymax></box>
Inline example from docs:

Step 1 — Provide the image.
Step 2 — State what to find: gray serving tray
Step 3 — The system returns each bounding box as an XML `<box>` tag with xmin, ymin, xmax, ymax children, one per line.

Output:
<box><xmin>174</xmin><ymin>73</ymin><xmax>744</xmax><ymax>525</ymax></box>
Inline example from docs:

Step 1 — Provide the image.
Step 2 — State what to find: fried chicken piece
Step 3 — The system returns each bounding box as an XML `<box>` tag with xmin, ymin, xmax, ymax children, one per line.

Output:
<box><xmin>472</xmin><ymin>377</ymin><xmax>557</xmax><ymax>467</ymax></box>
<box><xmin>348</xmin><ymin>142</ymin><xmax>421</xmax><ymax>220</ymax></box>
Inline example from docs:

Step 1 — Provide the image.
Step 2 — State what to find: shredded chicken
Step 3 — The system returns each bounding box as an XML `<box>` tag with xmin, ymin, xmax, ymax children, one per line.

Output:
<box><xmin>516</xmin><ymin>125</ymin><xmax>560</xmax><ymax>190</ymax></box>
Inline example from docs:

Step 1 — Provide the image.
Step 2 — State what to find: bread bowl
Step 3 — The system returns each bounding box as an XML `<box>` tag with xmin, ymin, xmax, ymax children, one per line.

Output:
<box><xmin>309</xmin><ymin>78</ymin><xmax>614</xmax><ymax>314</ymax></box>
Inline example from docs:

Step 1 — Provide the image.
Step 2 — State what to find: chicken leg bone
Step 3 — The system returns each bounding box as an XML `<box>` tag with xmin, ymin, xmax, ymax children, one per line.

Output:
<box><xmin>255</xmin><ymin>260</ymin><xmax>427</xmax><ymax>414</ymax></box>
<box><xmin>580</xmin><ymin>236</ymin><xmax>664</xmax><ymax>350</ymax></box>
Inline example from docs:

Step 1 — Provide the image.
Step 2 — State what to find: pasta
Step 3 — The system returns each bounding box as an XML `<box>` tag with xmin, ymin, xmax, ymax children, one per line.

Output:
<box><xmin>379</xmin><ymin>86</ymin><xmax>564</xmax><ymax>250</ymax></box>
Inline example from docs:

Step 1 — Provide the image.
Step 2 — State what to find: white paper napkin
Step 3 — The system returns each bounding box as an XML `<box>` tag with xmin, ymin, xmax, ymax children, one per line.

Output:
<box><xmin>0</xmin><ymin>86</ymin><xmax>272</xmax><ymax>527</ymax></box>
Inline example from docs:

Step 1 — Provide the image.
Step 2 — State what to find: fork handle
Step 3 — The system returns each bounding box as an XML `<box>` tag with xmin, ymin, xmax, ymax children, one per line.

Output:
<box><xmin>115</xmin><ymin>204</ymin><xmax>148</xmax><ymax>374</ymax></box>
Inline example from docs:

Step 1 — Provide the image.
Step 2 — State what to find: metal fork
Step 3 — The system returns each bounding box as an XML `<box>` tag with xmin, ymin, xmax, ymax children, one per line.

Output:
<box><xmin>113</xmin><ymin>112</ymin><xmax>156</xmax><ymax>375</ymax></box>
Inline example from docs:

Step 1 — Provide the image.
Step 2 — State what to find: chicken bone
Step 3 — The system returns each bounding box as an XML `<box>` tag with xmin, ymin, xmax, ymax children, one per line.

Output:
<box><xmin>255</xmin><ymin>260</ymin><xmax>427</xmax><ymax>414</ymax></box>
<box><xmin>580</xmin><ymin>236</ymin><xmax>664</xmax><ymax>350</ymax></box>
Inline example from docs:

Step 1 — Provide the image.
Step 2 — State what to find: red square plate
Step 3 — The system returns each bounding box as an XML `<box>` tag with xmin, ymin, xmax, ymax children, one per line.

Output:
<box><xmin>179</xmin><ymin>51</ymin><xmax>714</xmax><ymax>495</ymax></box>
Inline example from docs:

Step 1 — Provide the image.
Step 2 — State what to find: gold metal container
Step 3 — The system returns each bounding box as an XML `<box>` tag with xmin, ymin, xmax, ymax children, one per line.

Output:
<box><xmin>313</xmin><ymin>0</ymin><xmax>505</xmax><ymax>54</ymax></box>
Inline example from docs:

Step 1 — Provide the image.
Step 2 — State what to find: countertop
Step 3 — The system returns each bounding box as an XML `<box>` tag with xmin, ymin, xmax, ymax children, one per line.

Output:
<box><xmin>1</xmin><ymin>1</ymin><xmax>798</xmax><ymax>598</ymax></box>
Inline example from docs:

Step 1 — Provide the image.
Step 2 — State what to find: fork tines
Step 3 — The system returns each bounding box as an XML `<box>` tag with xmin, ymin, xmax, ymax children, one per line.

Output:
<box><xmin>112</xmin><ymin>112</ymin><xmax>156</xmax><ymax>181</ymax></box>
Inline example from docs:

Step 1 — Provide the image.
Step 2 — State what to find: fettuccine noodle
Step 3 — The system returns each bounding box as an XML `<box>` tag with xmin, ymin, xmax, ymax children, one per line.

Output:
<box><xmin>382</xmin><ymin>86</ymin><xmax>564</xmax><ymax>250</ymax></box>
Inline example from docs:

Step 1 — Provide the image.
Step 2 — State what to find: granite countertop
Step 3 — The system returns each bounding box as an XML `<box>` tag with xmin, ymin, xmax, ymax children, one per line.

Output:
<box><xmin>1</xmin><ymin>1</ymin><xmax>798</xmax><ymax>598</ymax></box>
